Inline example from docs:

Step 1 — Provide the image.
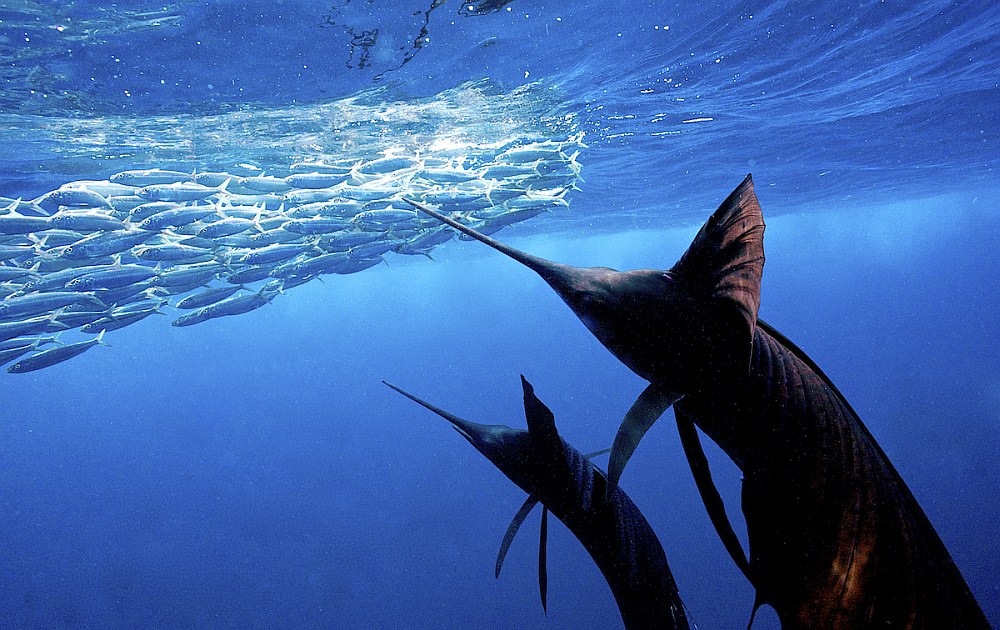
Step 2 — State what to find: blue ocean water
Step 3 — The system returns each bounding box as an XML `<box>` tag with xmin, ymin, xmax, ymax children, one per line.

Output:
<box><xmin>1</xmin><ymin>1</ymin><xmax>998</xmax><ymax>628</ymax></box>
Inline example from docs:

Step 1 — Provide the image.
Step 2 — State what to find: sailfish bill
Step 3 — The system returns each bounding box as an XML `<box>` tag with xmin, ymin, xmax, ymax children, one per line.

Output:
<box><xmin>403</xmin><ymin>176</ymin><xmax>990</xmax><ymax>628</ymax></box>
<box><xmin>401</xmin><ymin>197</ymin><xmax>689</xmax><ymax>488</ymax></box>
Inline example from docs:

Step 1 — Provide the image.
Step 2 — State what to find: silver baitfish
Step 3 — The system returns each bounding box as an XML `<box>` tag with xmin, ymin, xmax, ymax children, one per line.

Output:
<box><xmin>110</xmin><ymin>169</ymin><xmax>193</xmax><ymax>186</ymax></box>
<box><xmin>172</xmin><ymin>281</ymin><xmax>282</xmax><ymax>326</ymax></box>
<box><xmin>149</xmin><ymin>262</ymin><xmax>223</xmax><ymax>288</ymax></box>
<box><xmin>60</xmin><ymin>230</ymin><xmax>157</xmax><ymax>259</ymax></box>
<box><xmin>0</xmin><ymin>214</ymin><xmax>52</xmax><ymax>235</ymax></box>
<box><xmin>139</xmin><ymin>206</ymin><xmax>220</xmax><ymax>230</ymax></box>
<box><xmin>348</xmin><ymin>238</ymin><xmax>405</xmax><ymax>258</ymax></box>
<box><xmin>282</xmin><ymin>187</ymin><xmax>347</xmax><ymax>205</ymax></box>
<box><xmin>225</xmin><ymin>265</ymin><xmax>275</xmax><ymax>284</ymax></box>
<box><xmin>193</xmin><ymin>172</ymin><xmax>238</xmax><ymax>187</ymax></box>
<box><xmin>0</xmin><ymin>291</ymin><xmax>105</xmax><ymax>321</ymax></box>
<box><xmin>129</xmin><ymin>201</ymin><xmax>183</xmax><ymax>222</ymax></box>
<box><xmin>197</xmin><ymin>217</ymin><xmax>257</xmax><ymax>238</ymax></box>
<box><xmin>0</xmin><ymin>335</ymin><xmax>61</xmax><ymax>351</ymax></box>
<box><xmin>34</xmin><ymin>188</ymin><xmax>113</xmax><ymax>213</ymax></box>
<box><xmin>0</xmin><ymin>265</ymin><xmax>41</xmax><ymax>283</ymax></box>
<box><xmin>0</xmin><ymin>342</ymin><xmax>44</xmax><ymax>367</ymax></box>
<box><xmin>353</xmin><ymin>208</ymin><xmax>421</xmax><ymax>229</ymax></box>
<box><xmin>7</xmin><ymin>330</ymin><xmax>107</xmax><ymax>373</ymax></box>
<box><xmin>0</xmin><ymin>244</ymin><xmax>36</xmax><ymax>261</ymax></box>
<box><xmin>282</xmin><ymin>217</ymin><xmax>352</xmax><ymax>235</ymax></box>
<box><xmin>247</xmin><ymin>228</ymin><xmax>303</xmax><ymax>247</ymax></box>
<box><xmin>137</xmin><ymin>180</ymin><xmax>229</xmax><ymax>202</ymax></box>
<box><xmin>284</xmin><ymin>172</ymin><xmax>351</xmax><ymax>189</ymax></box>
<box><xmin>0</xmin><ymin>314</ymin><xmax>68</xmax><ymax>343</ymax></box>
<box><xmin>269</xmin><ymin>251</ymin><xmax>349</xmax><ymax>278</ymax></box>
<box><xmin>238</xmin><ymin>242</ymin><xmax>318</xmax><ymax>265</ymax></box>
<box><xmin>289</xmin><ymin>160</ymin><xmax>356</xmax><ymax>174</ymax></box>
<box><xmin>134</xmin><ymin>243</ymin><xmax>214</xmax><ymax>262</ymax></box>
<box><xmin>356</xmin><ymin>155</ymin><xmax>421</xmax><ymax>175</ymax></box>
<box><xmin>329</xmin><ymin>256</ymin><xmax>383</xmax><ymax>275</ymax></box>
<box><xmin>175</xmin><ymin>285</ymin><xmax>244</xmax><ymax>310</ymax></box>
<box><xmin>239</xmin><ymin>176</ymin><xmax>292</xmax><ymax>193</ymax></box>
<box><xmin>16</xmin><ymin>264</ymin><xmax>113</xmax><ymax>294</ymax></box>
<box><xmin>65</xmin><ymin>266</ymin><xmax>159</xmax><ymax>291</ymax></box>
<box><xmin>317</xmin><ymin>230</ymin><xmax>386</xmax><ymax>250</ymax></box>
<box><xmin>80</xmin><ymin>305</ymin><xmax>165</xmax><ymax>333</ymax></box>
<box><xmin>48</xmin><ymin>211</ymin><xmax>126</xmax><ymax>232</ymax></box>
<box><xmin>62</xmin><ymin>180</ymin><xmax>138</xmax><ymax>198</ymax></box>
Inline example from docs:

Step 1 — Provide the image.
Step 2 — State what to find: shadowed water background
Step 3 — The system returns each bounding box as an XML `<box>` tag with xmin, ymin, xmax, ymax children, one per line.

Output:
<box><xmin>1</xmin><ymin>1</ymin><xmax>998</xmax><ymax>628</ymax></box>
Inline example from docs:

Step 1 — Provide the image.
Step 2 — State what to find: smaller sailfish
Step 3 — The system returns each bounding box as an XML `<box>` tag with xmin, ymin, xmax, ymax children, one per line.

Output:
<box><xmin>384</xmin><ymin>376</ymin><xmax>692</xmax><ymax>630</ymax></box>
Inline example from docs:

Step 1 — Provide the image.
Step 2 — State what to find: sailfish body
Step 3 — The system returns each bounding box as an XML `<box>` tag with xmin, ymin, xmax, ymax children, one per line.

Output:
<box><xmin>403</xmin><ymin>176</ymin><xmax>990</xmax><ymax>628</ymax></box>
<box><xmin>384</xmin><ymin>377</ymin><xmax>691</xmax><ymax>630</ymax></box>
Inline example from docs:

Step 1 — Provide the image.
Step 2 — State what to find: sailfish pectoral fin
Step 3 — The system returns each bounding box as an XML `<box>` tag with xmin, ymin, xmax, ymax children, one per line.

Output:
<box><xmin>539</xmin><ymin>506</ymin><xmax>549</xmax><ymax>613</ymax></box>
<box><xmin>607</xmin><ymin>384</ymin><xmax>683</xmax><ymax>491</ymax></box>
<box><xmin>497</xmin><ymin>448</ymin><xmax>609</xmax><ymax>579</ymax></box>
<box><xmin>675</xmin><ymin>408</ymin><xmax>752</xmax><ymax>579</ymax></box>
<box><xmin>497</xmin><ymin>495</ymin><xmax>540</xmax><ymax>578</ymax></box>
<box><xmin>675</xmin><ymin>408</ymin><xmax>766</xmax><ymax>630</ymax></box>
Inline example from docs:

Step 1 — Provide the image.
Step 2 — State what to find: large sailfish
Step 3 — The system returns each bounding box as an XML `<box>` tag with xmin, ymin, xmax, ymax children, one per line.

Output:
<box><xmin>403</xmin><ymin>176</ymin><xmax>989</xmax><ymax>629</ymax></box>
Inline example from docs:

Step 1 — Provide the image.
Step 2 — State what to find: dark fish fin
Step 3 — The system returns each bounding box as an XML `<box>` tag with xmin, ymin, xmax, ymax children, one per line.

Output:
<box><xmin>670</xmin><ymin>174</ymin><xmax>765</xmax><ymax>362</ymax></box>
<box><xmin>675</xmin><ymin>407</ymin><xmax>752</xmax><ymax>580</ymax></box>
<box><xmin>520</xmin><ymin>375</ymin><xmax>560</xmax><ymax>448</ymax></box>
<box><xmin>746</xmin><ymin>591</ymin><xmax>765</xmax><ymax>630</ymax></box>
<box><xmin>496</xmin><ymin>495</ymin><xmax>540</xmax><ymax>578</ymax></box>
<box><xmin>607</xmin><ymin>383</ymin><xmax>682</xmax><ymax>491</ymax></box>
<box><xmin>755</xmin><ymin>318</ymin><xmax>925</xmax><ymax>516</ymax></box>
<box><xmin>756</xmin><ymin>319</ymin><xmax>870</xmax><ymax>452</ymax></box>
<box><xmin>539</xmin><ymin>506</ymin><xmax>549</xmax><ymax>614</ymax></box>
<box><xmin>583</xmin><ymin>447</ymin><xmax>611</xmax><ymax>460</ymax></box>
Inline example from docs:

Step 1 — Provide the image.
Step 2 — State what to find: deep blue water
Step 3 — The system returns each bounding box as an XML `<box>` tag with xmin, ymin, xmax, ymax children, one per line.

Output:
<box><xmin>2</xmin><ymin>1</ymin><xmax>999</xmax><ymax>628</ymax></box>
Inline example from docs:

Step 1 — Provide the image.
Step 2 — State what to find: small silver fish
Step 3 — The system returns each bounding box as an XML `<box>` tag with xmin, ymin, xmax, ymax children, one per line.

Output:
<box><xmin>137</xmin><ymin>180</ymin><xmax>228</xmax><ymax>202</ymax></box>
<box><xmin>110</xmin><ymin>169</ymin><xmax>193</xmax><ymax>186</ymax></box>
<box><xmin>7</xmin><ymin>331</ymin><xmax>107</xmax><ymax>373</ymax></box>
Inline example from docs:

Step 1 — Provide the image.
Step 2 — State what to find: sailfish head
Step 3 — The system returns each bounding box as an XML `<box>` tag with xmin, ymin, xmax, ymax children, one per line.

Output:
<box><xmin>385</xmin><ymin>377</ymin><xmax>619</xmax><ymax>616</ymax></box>
<box><xmin>403</xmin><ymin>174</ymin><xmax>766</xmax><ymax>395</ymax></box>
<box><xmin>382</xmin><ymin>376</ymin><xmax>566</xmax><ymax>493</ymax></box>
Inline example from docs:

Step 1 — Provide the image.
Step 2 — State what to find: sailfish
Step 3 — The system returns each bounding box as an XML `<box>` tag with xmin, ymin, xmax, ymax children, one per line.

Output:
<box><xmin>384</xmin><ymin>376</ymin><xmax>692</xmax><ymax>629</ymax></box>
<box><xmin>403</xmin><ymin>176</ymin><xmax>990</xmax><ymax>629</ymax></box>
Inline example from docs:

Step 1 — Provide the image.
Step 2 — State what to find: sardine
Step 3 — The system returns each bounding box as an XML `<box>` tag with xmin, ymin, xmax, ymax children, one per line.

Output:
<box><xmin>7</xmin><ymin>330</ymin><xmax>107</xmax><ymax>373</ymax></box>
